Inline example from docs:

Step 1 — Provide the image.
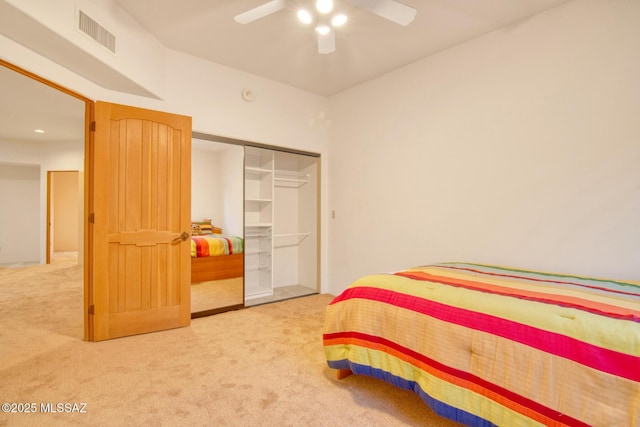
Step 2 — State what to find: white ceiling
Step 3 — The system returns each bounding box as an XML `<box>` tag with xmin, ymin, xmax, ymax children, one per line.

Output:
<box><xmin>1</xmin><ymin>0</ymin><xmax>571</xmax><ymax>145</ymax></box>
<box><xmin>0</xmin><ymin>66</ymin><xmax>85</xmax><ymax>145</ymax></box>
<box><xmin>113</xmin><ymin>0</ymin><xmax>571</xmax><ymax>96</ymax></box>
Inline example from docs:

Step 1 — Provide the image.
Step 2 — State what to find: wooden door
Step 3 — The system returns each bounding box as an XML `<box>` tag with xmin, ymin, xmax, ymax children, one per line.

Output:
<box><xmin>90</xmin><ymin>101</ymin><xmax>191</xmax><ymax>341</ymax></box>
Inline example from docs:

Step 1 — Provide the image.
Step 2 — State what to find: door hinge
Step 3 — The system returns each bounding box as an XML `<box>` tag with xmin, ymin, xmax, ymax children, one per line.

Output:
<box><xmin>88</xmin><ymin>305</ymin><xmax>95</xmax><ymax>315</ymax></box>
<box><xmin>90</xmin><ymin>121</ymin><xmax>96</xmax><ymax>131</ymax></box>
<box><xmin>89</xmin><ymin>213</ymin><xmax>95</xmax><ymax>223</ymax></box>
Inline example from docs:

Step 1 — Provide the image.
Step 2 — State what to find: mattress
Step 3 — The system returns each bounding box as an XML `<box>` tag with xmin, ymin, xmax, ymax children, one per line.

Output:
<box><xmin>190</xmin><ymin>234</ymin><xmax>243</xmax><ymax>258</ymax></box>
<box><xmin>323</xmin><ymin>262</ymin><xmax>640</xmax><ymax>426</ymax></box>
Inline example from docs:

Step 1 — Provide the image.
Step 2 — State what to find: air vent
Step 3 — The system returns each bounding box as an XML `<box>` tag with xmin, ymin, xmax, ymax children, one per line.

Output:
<box><xmin>77</xmin><ymin>10</ymin><xmax>116</xmax><ymax>54</ymax></box>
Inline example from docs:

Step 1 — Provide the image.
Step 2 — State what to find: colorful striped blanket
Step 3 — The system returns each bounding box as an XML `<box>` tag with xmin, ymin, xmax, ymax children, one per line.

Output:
<box><xmin>190</xmin><ymin>234</ymin><xmax>243</xmax><ymax>258</ymax></box>
<box><xmin>323</xmin><ymin>263</ymin><xmax>640</xmax><ymax>426</ymax></box>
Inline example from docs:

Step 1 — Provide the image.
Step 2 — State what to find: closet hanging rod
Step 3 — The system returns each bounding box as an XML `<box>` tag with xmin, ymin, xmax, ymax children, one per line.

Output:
<box><xmin>274</xmin><ymin>171</ymin><xmax>309</xmax><ymax>177</ymax></box>
<box><xmin>273</xmin><ymin>232</ymin><xmax>310</xmax><ymax>238</ymax></box>
<box><xmin>274</xmin><ymin>177</ymin><xmax>309</xmax><ymax>183</ymax></box>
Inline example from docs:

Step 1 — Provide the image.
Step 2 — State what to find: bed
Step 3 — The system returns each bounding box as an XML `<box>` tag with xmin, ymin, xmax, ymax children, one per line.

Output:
<box><xmin>323</xmin><ymin>262</ymin><xmax>640</xmax><ymax>426</ymax></box>
<box><xmin>190</xmin><ymin>232</ymin><xmax>244</xmax><ymax>283</ymax></box>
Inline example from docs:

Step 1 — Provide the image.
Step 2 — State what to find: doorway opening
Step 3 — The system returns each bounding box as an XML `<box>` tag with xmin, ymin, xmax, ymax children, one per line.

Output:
<box><xmin>47</xmin><ymin>171</ymin><xmax>82</xmax><ymax>265</ymax></box>
<box><xmin>1</xmin><ymin>59</ymin><xmax>92</xmax><ymax>339</ymax></box>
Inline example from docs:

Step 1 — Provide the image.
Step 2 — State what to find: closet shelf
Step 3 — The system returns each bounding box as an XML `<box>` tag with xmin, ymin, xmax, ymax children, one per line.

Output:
<box><xmin>245</xmin><ymin>222</ymin><xmax>273</xmax><ymax>227</ymax></box>
<box><xmin>245</xmin><ymin>266</ymin><xmax>272</xmax><ymax>273</ymax></box>
<box><xmin>273</xmin><ymin>232</ymin><xmax>310</xmax><ymax>249</ymax></box>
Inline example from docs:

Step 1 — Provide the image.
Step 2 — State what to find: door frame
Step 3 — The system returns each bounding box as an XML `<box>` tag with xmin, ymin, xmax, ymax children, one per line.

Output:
<box><xmin>0</xmin><ymin>59</ymin><xmax>94</xmax><ymax>340</ymax></box>
<box><xmin>46</xmin><ymin>171</ymin><xmax>51</xmax><ymax>265</ymax></box>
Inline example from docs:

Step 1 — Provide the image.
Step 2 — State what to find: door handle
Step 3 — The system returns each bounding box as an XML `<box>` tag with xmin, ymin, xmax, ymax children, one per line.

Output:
<box><xmin>172</xmin><ymin>231</ymin><xmax>189</xmax><ymax>243</ymax></box>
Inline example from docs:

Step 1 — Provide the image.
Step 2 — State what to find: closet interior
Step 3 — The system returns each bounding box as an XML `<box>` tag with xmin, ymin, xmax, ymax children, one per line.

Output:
<box><xmin>191</xmin><ymin>135</ymin><xmax>319</xmax><ymax>315</ymax></box>
<box><xmin>244</xmin><ymin>147</ymin><xmax>319</xmax><ymax>306</ymax></box>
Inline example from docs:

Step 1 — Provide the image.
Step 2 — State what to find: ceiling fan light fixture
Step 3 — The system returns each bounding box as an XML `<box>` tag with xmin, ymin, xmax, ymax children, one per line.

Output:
<box><xmin>316</xmin><ymin>0</ymin><xmax>333</xmax><ymax>14</ymax></box>
<box><xmin>235</xmin><ymin>0</ymin><xmax>417</xmax><ymax>55</ymax></box>
<box><xmin>315</xmin><ymin>24</ymin><xmax>331</xmax><ymax>35</ymax></box>
<box><xmin>297</xmin><ymin>9</ymin><xmax>313</xmax><ymax>24</ymax></box>
<box><xmin>331</xmin><ymin>14</ymin><xmax>347</xmax><ymax>26</ymax></box>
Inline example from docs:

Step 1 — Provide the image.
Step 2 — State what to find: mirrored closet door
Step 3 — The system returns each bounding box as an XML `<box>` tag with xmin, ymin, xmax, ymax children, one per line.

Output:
<box><xmin>244</xmin><ymin>147</ymin><xmax>319</xmax><ymax>306</ymax></box>
<box><xmin>190</xmin><ymin>138</ymin><xmax>244</xmax><ymax>317</ymax></box>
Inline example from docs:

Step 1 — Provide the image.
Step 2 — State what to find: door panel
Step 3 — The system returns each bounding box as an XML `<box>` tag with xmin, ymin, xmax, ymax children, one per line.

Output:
<box><xmin>91</xmin><ymin>101</ymin><xmax>191</xmax><ymax>341</ymax></box>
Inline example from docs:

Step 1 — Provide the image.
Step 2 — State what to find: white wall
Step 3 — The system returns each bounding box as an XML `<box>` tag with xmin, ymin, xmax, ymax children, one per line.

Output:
<box><xmin>328</xmin><ymin>0</ymin><xmax>640</xmax><ymax>294</ymax></box>
<box><xmin>219</xmin><ymin>146</ymin><xmax>244</xmax><ymax>238</ymax></box>
<box><xmin>0</xmin><ymin>139</ymin><xmax>84</xmax><ymax>264</ymax></box>
<box><xmin>191</xmin><ymin>148</ymin><xmax>222</xmax><ymax>224</ymax></box>
<box><xmin>1</xmin><ymin>0</ymin><xmax>165</xmax><ymax>97</ymax></box>
<box><xmin>0</xmin><ymin>162</ymin><xmax>40</xmax><ymax>264</ymax></box>
<box><xmin>191</xmin><ymin>143</ymin><xmax>244</xmax><ymax>238</ymax></box>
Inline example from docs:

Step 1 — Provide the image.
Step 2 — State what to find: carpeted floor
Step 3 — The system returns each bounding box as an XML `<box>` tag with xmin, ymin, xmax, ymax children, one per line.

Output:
<box><xmin>0</xmin><ymin>257</ymin><xmax>461</xmax><ymax>426</ymax></box>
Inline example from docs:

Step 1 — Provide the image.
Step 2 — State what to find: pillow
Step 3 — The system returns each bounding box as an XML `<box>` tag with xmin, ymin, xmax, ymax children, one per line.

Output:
<box><xmin>191</xmin><ymin>219</ymin><xmax>219</xmax><ymax>235</ymax></box>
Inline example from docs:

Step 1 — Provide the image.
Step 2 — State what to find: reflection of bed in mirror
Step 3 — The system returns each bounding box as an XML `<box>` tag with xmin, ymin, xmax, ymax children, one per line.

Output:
<box><xmin>190</xmin><ymin>137</ymin><xmax>245</xmax><ymax>316</ymax></box>
<box><xmin>190</xmin><ymin>228</ymin><xmax>244</xmax><ymax>282</ymax></box>
<box><xmin>192</xmin><ymin>253</ymin><xmax>244</xmax><ymax>282</ymax></box>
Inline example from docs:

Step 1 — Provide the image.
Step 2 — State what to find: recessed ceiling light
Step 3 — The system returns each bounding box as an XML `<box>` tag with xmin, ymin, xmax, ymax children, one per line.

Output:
<box><xmin>34</xmin><ymin>129</ymin><xmax>45</xmax><ymax>134</ymax></box>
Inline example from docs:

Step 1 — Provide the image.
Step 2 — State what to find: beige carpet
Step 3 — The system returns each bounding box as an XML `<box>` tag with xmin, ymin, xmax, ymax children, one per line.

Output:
<box><xmin>0</xmin><ymin>257</ymin><xmax>462</xmax><ymax>427</ymax></box>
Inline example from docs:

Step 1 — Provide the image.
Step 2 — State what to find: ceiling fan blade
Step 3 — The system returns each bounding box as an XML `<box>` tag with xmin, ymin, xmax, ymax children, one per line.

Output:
<box><xmin>317</xmin><ymin>30</ymin><xmax>335</xmax><ymax>54</ymax></box>
<box><xmin>349</xmin><ymin>0</ymin><xmax>417</xmax><ymax>26</ymax></box>
<box><xmin>234</xmin><ymin>0</ymin><xmax>287</xmax><ymax>24</ymax></box>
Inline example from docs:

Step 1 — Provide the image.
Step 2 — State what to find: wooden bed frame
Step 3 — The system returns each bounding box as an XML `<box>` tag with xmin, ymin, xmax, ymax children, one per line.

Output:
<box><xmin>191</xmin><ymin>253</ymin><xmax>244</xmax><ymax>283</ymax></box>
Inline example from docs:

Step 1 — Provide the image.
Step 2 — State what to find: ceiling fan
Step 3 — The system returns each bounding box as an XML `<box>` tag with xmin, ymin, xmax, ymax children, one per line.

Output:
<box><xmin>234</xmin><ymin>0</ymin><xmax>417</xmax><ymax>54</ymax></box>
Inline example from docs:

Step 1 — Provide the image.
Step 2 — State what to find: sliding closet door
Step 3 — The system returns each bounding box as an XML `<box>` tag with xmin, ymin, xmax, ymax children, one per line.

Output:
<box><xmin>90</xmin><ymin>101</ymin><xmax>192</xmax><ymax>341</ymax></box>
<box><xmin>190</xmin><ymin>138</ymin><xmax>244</xmax><ymax>316</ymax></box>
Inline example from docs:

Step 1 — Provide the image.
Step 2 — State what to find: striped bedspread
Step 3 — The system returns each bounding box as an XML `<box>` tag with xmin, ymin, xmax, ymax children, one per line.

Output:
<box><xmin>323</xmin><ymin>262</ymin><xmax>640</xmax><ymax>427</ymax></box>
<box><xmin>190</xmin><ymin>234</ymin><xmax>243</xmax><ymax>258</ymax></box>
